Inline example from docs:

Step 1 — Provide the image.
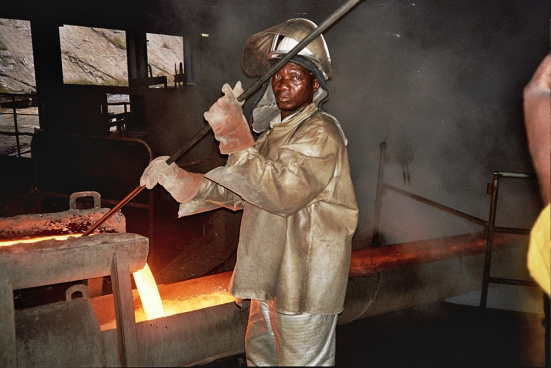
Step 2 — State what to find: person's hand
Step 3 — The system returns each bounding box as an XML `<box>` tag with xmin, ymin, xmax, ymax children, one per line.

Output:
<box><xmin>204</xmin><ymin>82</ymin><xmax>255</xmax><ymax>154</ymax></box>
<box><xmin>140</xmin><ymin>156</ymin><xmax>203</xmax><ymax>203</ymax></box>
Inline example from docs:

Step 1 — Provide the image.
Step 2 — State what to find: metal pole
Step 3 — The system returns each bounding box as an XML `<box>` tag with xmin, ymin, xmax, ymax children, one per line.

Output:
<box><xmin>83</xmin><ymin>0</ymin><xmax>362</xmax><ymax>236</ymax></box>
<box><xmin>480</xmin><ymin>172</ymin><xmax>500</xmax><ymax>308</ymax></box>
<box><xmin>12</xmin><ymin>96</ymin><xmax>21</xmax><ymax>157</ymax></box>
<box><xmin>371</xmin><ymin>142</ymin><xmax>387</xmax><ymax>247</ymax></box>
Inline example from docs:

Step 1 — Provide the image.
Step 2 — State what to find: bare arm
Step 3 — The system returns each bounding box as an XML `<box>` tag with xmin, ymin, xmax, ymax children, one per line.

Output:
<box><xmin>523</xmin><ymin>54</ymin><xmax>551</xmax><ymax>204</ymax></box>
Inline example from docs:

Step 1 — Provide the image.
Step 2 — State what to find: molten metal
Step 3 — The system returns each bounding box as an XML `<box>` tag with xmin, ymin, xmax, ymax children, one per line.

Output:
<box><xmin>132</xmin><ymin>264</ymin><xmax>164</xmax><ymax>320</ymax></box>
<box><xmin>0</xmin><ymin>234</ymin><xmax>84</xmax><ymax>246</ymax></box>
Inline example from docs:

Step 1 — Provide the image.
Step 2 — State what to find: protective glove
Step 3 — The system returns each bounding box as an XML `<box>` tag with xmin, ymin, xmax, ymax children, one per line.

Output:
<box><xmin>140</xmin><ymin>156</ymin><xmax>203</xmax><ymax>203</ymax></box>
<box><xmin>204</xmin><ymin>81</ymin><xmax>255</xmax><ymax>154</ymax></box>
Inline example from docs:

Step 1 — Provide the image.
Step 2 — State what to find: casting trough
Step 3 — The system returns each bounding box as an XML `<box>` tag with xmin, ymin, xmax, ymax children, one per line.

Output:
<box><xmin>0</xmin><ymin>197</ymin><xmax>531</xmax><ymax>366</ymax></box>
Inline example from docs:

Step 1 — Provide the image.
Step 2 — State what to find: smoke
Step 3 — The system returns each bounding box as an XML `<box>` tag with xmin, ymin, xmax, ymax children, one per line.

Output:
<box><xmin>322</xmin><ymin>0</ymin><xmax>549</xmax><ymax>244</ymax></box>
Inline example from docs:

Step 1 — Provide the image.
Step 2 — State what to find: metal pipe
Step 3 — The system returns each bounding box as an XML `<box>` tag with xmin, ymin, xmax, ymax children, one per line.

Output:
<box><xmin>1</xmin><ymin>233</ymin><xmax>149</xmax><ymax>367</ymax></box>
<box><xmin>487</xmin><ymin>276</ymin><xmax>538</xmax><ymax>287</ymax></box>
<box><xmin>495</xmin><ymin>226</ymin><xmax>531</xmax><ymax>235</ymax></box>
<box><xmin>494</xmin><ymin>171</ymin><xmax>536</xmax><ymax>179</ymax></box>
<box><xmin>5</xmin><ymin>223</ymin><xmax>528</xmax><ymax>366</ymax></box>
<box><xmin>83</xmin><ymin>0</ymin><xmax>363</xmax><ymax>236</ymax></box>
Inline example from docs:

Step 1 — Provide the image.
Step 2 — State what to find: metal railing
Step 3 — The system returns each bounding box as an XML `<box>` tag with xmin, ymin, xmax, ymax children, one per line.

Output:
<box><xmin>371</xmin><ymin>142</ymin><xmax>537</xmax><ymax>246</ymax></box>
<box><xmin>480</xmin><ymin>171</ymin><xmax>539</xmax><ymax>308</ymax></box>
<box><xmin>371</xmin><ymin>141</ymin><xmax>542</xmax><ymax>309</ymax></box>
<box><xmin>372</xmin><ymin>142</ymin><xmax>489</xmax><ymax>247</ymax></box>
<box><xmin>0</xmin><ymin>93</ymin><xmax>39</xmax><ymax>157</ymax></box>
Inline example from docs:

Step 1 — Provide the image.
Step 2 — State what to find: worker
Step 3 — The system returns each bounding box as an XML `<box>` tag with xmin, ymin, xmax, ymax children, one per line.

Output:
<box><xmin>523</xmin><ymin>54</ymin><xmax>550</xmax><ymax>296</ymax></box>
<box><xmin>140</xmin><ymin>18</ymin><xmax>358</xmax><ymax>366</ymax></box>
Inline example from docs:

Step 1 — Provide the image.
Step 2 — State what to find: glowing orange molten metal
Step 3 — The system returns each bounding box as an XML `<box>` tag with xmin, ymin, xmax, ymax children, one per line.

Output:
<box><xmin>0</xmin><ymin>234</ymin><xmax>84</xmax><ymax>246</ymax></box>
<box><xmin>132</xmin><ymin>264</ymin><xmax>164</xmax><ymax>319</ymax></box>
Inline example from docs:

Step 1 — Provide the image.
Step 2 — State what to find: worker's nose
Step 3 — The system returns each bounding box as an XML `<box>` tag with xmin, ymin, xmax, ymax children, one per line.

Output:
<box><xmin>275</xmin><ymin>79</ymin><xmax>290</xmax><ymax>91</ymax></box>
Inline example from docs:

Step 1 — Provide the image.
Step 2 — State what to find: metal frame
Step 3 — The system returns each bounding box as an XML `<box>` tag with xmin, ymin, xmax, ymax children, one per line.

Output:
<box><xmin>372</xmin><ymin>143</ymin><xmax>539</xmax><ymax>293</ymax></box>
<box><xmin>480</xmin><ymin>171</ymin><xmax>538</xmax><ymax>308</ymax></box>
<box><xmin>371</xmin><ymin>141</ymin><xmax>548</xmax><ymax>364</ymax></box>
<box><xmin>0</xmin><ymin>93</ymin><xmax>38</xmax><ymax>157</ymax></box>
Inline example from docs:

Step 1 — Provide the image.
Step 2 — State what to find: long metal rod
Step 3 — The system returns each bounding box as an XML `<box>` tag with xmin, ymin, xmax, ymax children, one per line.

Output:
<box><xmin>83</xmin><ymin>0</ymin><xmax>362</xmax><ymax>236</ymax></box>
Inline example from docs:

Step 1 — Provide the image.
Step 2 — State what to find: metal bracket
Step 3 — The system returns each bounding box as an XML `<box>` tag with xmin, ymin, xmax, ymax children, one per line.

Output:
<box><xmin>70</xmin><ymin>191</ymin><xmax>101</xmax><ymax>210</ymax></box>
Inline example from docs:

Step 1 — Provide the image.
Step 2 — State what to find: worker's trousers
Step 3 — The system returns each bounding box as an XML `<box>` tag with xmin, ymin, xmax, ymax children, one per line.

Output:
<box><xmin>244</xmin><ymin>299</ymin><xmax>337</xmax><ymax>366</ymax></box>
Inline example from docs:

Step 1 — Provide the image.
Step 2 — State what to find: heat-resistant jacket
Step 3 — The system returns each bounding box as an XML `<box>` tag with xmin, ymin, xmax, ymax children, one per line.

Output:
<box><xmin>178</xmin><ymin>102</ymin><xmax>358</xmax><ymax>315</ymax></box>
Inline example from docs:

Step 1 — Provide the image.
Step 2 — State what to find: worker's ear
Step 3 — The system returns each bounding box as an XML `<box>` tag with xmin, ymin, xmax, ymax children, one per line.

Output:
<box><xmin>312</xmin><ymin>77</ymin><xmax>320</xmax><ymax>93</ymax></box>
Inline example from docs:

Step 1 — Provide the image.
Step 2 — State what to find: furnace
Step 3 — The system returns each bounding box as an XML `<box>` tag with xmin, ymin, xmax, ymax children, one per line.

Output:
<box><xmin>0</xmin><ymin>192</ymin><xmax>149</xmax><ymax>367</ymax></box>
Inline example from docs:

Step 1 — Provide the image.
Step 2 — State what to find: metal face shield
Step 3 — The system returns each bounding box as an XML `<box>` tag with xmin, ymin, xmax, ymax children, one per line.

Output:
<box><xmin>241</xmin><ymin>18</ymin><xmax>332</xmax><ymax>80</ymax></box>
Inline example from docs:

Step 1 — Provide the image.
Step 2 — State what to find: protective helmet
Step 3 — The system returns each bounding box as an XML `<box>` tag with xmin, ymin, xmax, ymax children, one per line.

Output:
<box><xmin>244</xmin><ymin>18</ymin><xmax>342</xmax><ymax>138</ymax></box>
<box><xmin>242</xmin><ymin>18</ymin><xmax>332</xmax><ymax>80</ymax></box>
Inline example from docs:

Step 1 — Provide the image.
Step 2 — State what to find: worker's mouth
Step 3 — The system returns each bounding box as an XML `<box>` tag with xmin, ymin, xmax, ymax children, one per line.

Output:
<box><xmin>275</xmin><ymin>95</ymin><xmax>292</xmax><ymax>103</ymax></box>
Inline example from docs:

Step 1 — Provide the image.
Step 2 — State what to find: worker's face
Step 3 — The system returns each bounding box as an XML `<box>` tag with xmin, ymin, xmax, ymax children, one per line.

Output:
<box><xmin>272</xmin><ymin>62</ymin><xmax>320</xmax><ymax>120</ymax></box>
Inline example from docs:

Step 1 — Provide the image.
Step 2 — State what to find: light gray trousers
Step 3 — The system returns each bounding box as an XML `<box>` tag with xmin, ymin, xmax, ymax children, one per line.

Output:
<box><xmin>245</xmin><ymin>299</ymin><xmax>338</xmax><ymax>366</ymax></box>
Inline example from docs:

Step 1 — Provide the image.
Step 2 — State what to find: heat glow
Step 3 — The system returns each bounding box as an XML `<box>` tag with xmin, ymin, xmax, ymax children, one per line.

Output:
<box><xmin>133</xmin><ymin>263</ymin><xmax>165</xmax><ymax>319</ymax></box>
<box><xmin>0</xmin><ymin>234</ymin><xmax>84</xmax><ymax>246</ymax></box>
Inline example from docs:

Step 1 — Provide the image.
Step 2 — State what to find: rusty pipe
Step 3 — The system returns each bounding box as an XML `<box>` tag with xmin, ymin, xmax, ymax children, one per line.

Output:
<box><xmin>83</xmin><ymin>0</ymin><xmax>363</xmax><ymax>236</ymax></box>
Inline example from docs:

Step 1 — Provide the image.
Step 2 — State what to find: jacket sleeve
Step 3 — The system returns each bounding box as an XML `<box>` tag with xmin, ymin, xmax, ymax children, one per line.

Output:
<box><xmin>178</xmin><ymin>176</ymin><xmax>245</xmax><ymax>217</ymax></box>
<box><xmin>205</xmin><ymin>121</ymin><xmax>340</xmax><ymax>217</ymax></box>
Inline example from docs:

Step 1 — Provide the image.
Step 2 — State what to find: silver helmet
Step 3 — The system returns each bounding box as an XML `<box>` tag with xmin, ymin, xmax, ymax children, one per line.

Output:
<box><xmin>244</xmin><ymin>18</ymin><xmax>344</xmax><ymax>140</ymax></box>
<box><xmin>242</xmin><ymin>18</ymin><xmax>332</xmax><ymax>80</ymax></box>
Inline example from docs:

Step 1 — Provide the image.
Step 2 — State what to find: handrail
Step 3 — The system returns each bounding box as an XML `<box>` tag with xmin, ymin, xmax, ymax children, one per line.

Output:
<box><xmin>0</xmin><ymin>93</ymin><xmax>39</xmax><ymax>157</ymax></box>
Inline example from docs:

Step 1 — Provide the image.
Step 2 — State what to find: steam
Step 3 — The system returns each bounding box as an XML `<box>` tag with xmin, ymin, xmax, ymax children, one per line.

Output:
<box><xmin>323</xmin><ymin>1</ymin><xmax>548</xmax><ymax>244</ymax></box>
